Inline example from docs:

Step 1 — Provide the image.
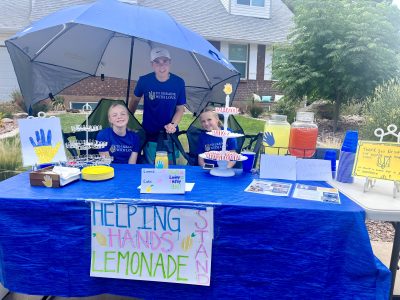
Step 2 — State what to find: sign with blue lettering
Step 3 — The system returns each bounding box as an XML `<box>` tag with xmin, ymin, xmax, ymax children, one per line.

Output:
<box><xmin>140</xmin><ymin>168</ymin><xmax>185</xmax><ymax>194</ymax></box>
<box><xmin>90</xmin><ymin>203</ymin><xmax>214</xmax><ymax>285</ymax></box>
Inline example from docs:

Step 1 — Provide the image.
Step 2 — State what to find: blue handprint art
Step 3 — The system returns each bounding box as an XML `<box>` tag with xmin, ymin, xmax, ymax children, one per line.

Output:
<box><xmin>29</xmin><ymin>128</ymin><xmax>52</xmax><ymax>147</ymax></box>
<box><xmin>263</xmin><ymin>131</ymin><xmax>275</xmax><ymax>147</ymax></box>
<box><xmin>29</xmin><ymin>128</ymin><xmax>61</xmax><ymax>164</ymax></box>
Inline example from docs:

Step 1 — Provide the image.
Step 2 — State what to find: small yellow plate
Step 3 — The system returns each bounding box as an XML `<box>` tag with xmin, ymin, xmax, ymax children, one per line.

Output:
<box><xmin>81</xmin><ymin>165</ymin><xmax>114</xmax><ymax>181</ymax></box>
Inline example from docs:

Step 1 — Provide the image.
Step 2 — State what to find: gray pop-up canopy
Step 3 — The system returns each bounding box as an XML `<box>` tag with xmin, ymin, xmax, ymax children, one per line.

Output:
<box><xmin>6</xmin><ymin>0</ymin><xmax>240</xmax><ymax>114</ymax></box>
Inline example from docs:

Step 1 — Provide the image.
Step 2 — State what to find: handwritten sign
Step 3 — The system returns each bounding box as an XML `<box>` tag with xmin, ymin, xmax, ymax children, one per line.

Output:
<box><xmin>141</xmin><ymin>168</ymin><xmax>185</xmax><ymax>194</ymax></box>
<box><xmin>18</xmin><ymin>117</ymin><xmax>66</xmax><ymax>166</ymax></box>
<box><xmin>90</xmin><ymin>203</ymin><xmax>214</xmax><ymax>285</ymax></box>
<box><xmin>353</xmin><ymin>141</ymin><xmax>400</xmax><ymax>181</ymax></box>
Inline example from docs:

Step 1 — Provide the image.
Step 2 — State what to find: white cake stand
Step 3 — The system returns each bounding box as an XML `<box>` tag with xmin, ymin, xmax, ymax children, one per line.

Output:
<box><xmin>199</xmin><ymin>152</ymin><xmax>248</xmax><ymax>177</ymax></box>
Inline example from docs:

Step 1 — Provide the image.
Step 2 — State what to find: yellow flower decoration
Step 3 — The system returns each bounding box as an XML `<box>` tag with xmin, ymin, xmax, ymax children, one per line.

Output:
<box><xmin>223</xmin><ymin>83</ymin><xmax>232</xmax><ymax>95</ymax></box>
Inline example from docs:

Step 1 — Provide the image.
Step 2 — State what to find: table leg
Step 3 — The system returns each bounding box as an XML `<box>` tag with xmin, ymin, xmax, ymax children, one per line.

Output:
<box><xmin>390</xmin><ymin>222</ymin><xmax>400</xmax><ymax>300</ymax></box>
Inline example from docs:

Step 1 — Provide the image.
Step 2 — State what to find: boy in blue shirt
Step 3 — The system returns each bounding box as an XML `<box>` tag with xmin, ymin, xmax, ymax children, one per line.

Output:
<box><xmin>128</xmin><ymin>47</ymin><xmax>186</xmax><ymax>163</ymax></box>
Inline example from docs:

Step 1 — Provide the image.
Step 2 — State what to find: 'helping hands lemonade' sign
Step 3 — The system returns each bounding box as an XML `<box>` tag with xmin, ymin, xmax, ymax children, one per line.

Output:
<box><xmin>353</xmin><ymin>141</ymin><xmax>400</xmax><ymax>181</ymax></box>
<box><xmin>90</xmin><ymin>203</ymin><xmax>214</xmax><ymax>285</ymax></box>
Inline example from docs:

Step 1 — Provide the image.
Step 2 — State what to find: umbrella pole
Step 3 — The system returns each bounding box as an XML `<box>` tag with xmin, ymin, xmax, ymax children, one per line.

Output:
<box><xmin>126</xmin><ymin>37</ymin><xmax>135</xmax><ymax>106</ymax></box>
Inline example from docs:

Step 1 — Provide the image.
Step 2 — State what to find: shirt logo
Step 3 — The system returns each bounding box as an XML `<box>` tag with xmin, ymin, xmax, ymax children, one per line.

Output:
<box><xmin>148</xmin><ymin>91</ymin><xmax>156</xmax><ymax>100</ymax></box>
<box><xmin>110</xmin><ymin>145</ymin><xmax>116</xmax><ymax>153</ymax></box>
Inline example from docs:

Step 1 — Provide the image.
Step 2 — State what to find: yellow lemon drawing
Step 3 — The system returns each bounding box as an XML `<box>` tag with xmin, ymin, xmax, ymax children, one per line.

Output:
<box><xmin>93</xmin><ymin>232</ymin><xmax>107</xmax><ymax>246</ymax></box>
<box><xmin>181</xmin><ymin>233</ymin><xmax>195</xmax><ymax>251</ymax></box>
<box><xmin>145</xmin><ymin>185</ymin><xmax>153</xmax><ymax>193</ymax></box>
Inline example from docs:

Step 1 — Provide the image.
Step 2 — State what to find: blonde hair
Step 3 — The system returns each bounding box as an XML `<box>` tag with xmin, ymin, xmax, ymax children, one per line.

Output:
<box><xmin>108</xmin><ymin>103</ymin><xmax>129</xmax><ymax>127</ymax></box>
<box><xmin>200</xmin><ymin>107</ymin><xmax>223</xmax><ymax>128</ymax></box>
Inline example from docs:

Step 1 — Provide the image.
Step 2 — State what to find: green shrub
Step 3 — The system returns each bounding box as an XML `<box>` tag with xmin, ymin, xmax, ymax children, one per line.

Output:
<box><xmin>52</xmin><ymin>96</ymin><xmax>65</xmax><ymax>111</ymax></box>
<box><xmin>247</xmin><ymin>103</ymin><xmax>264</xmax><ymax>118</ymax></box>
<box><xmin>0</xmin><ymin>136</ymin><xmax>22</xmax><ymax>171</ymax></box>
<box><xmin>11</xmin><ymin>89</ymin><xmax>26</xmax><ymax>112</ymax></box>
<box><xmin>340</xmin><ymin>101</ymin><xmax>363</xmax><ymax>116</ymax></box>
<box><xmin>273</xmin><ymin>97</ymin><xmax>298</xmax><ymax>123</ymax></box>
<box><xmin>0</xmin><ymin>100</ymin><xmax>18</xmax><ymax>116</ymax></box>
<box><xmin>32</xmin><ymin>100</ymin><xmax>51</xmax><ymax>116</ymax></box>
<box><xmin>361</xmin><ymin>78</ymin><xmax>400</xmax><ymax>141</ymax></box>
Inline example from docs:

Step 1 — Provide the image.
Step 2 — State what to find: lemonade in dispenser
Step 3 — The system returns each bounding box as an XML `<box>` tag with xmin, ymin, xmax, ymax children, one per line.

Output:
<box><xmin>263</xmin><ymin>114</ymin><xmax>291</xmax><ymax>155</ymax></box>
<box><xmin>288</xmin><ymin>111</ymin><xmax>318</xmax><ymax>158</ymax></box>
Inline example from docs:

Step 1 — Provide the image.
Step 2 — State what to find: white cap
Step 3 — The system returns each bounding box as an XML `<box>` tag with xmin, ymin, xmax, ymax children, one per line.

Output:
<box><xmin>150</xmin><ymin>47</ymin><xmax>171</xmax><ymax>61</ymax></box>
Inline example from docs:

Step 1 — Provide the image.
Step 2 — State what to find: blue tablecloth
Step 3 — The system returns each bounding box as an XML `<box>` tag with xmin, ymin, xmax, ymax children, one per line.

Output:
<box><xmin>0</xmin><ymin>165</ymin><xmax>390</xmax><ymax>299</ymax></box>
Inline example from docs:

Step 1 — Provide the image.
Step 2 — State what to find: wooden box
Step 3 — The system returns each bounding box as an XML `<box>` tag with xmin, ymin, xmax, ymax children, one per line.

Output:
<box><xmin>30</xmin><ymin>166</ymin><xmax>81</xmax><ymax>188</ymax></box>
<box><xmin>30</xmin><ymin>166</ymin><xmax>62</xmax><ymax>187</ymax></box>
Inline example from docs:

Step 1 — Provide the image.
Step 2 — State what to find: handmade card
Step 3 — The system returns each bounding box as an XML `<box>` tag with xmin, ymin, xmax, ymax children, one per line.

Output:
<box><xmin>140</xmin><ymin>168</ymin><xmax>185</xmax><ymax>194</ymax></box>
<box><xmin>90</xmin><ymin>202</ymin><xmax>214</xmax><ymax>285</ymax></box>
<box><xmin>353</xmin><ymin>141</ymin><xmax>400</xmax><ymax>181</ymax></box>
<box><xmin>18</xmin><ymin>117</ymin><xmax>66</xmax><ymax>166</ymax></box>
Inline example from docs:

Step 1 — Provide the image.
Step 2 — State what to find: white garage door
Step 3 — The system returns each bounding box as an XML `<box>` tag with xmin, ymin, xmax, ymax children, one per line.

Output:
<box><xmin>0</xmin><ymin>46</ymin><xmax>19</xmax><ymax>103</ymax></box>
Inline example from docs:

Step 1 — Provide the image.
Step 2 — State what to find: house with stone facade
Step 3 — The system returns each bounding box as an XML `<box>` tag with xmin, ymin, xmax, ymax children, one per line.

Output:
<box><xmin>0</xmin><ymin>0</ymin><xmax>293</xmax><ymax>108</ymax></box>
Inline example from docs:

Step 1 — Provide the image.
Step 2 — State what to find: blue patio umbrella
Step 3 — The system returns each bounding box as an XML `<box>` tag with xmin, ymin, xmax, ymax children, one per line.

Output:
<box><xmin>5</xmin><ymin>0</ymin><xmax>240</xmax><ymax>114</ymax></box>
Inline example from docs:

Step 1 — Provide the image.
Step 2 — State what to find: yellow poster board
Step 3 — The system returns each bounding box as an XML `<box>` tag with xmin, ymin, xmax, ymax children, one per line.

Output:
<box><xmin>353</xmin><ymin>141</ymin><xmax>400</xmax><ymax>181</ymax></box>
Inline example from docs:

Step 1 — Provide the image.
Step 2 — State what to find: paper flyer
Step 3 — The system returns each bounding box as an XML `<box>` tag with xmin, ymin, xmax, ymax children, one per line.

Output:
<box><xmin>292</xmin><ymin>183</ymin><xmax>341</xmax><ymax>204</ymax></box>
<box><xmin>245</xmin><ymin>179</ymin><xmax>292</xmax><ymax>197</ymax></box>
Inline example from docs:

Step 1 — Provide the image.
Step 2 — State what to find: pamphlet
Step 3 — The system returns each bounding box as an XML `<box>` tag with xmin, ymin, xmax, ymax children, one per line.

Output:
<box><xmin>245</xmin><ymin>179</ymin><xmax>292</xmax><ymax>197</ymax></box>
<box><xmin>292</xmin><ymin>183</ymin><xmax>341</xmax><ymax>204</ymax></box>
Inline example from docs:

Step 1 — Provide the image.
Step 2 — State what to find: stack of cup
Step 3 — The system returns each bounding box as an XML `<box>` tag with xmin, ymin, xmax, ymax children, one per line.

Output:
<box><xmin>336</xmin><ymin>131</ymin><xmax>358</xmax><ymax>183</ymax></box>
<box><xmin>324</xmin><ymin>150</ymin><xmax>337</xmax><ymax>179</ymax></box>
<box><xmin>241</xmin><ymin>151</ymin><xmax>256</xmax><ymax>173</ymax></box>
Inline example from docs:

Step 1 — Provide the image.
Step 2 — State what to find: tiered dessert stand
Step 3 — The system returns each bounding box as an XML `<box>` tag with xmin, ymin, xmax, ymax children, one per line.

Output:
<box><xmin>199</xmin><ymin>84</ymin><xmax>247</xmax><ymax>177</ymax></box>
<box><xmin>65</xmin><ymin>103</ymin><xmax>112</xmax><ymax>168</ymax></box>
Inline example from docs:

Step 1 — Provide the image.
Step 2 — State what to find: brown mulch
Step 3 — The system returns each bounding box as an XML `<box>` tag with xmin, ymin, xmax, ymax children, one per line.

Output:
<box><xmin>0</xmin><ymin>120</ymin><xmax>18</xmax><ymax>136</ymax></box>
<box><xmin>366</xmin><ymin>220</ymin><xmax>394</xmax><ymax>242</ymax></box>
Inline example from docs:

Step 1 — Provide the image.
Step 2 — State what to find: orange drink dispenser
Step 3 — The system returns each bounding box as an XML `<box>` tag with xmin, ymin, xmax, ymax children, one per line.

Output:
<box><xmin>263</xmin><ymin>114</ymin><xmax>291</xmax><ymax>155</ymax></box>
<box><xmin>288</xmin><ymin>112</ymin><xmax>318</xmax><ymax>158</ymax></box>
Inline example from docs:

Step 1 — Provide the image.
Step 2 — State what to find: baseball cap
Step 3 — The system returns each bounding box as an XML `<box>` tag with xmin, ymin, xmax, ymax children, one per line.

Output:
<box><xmin>150</xmin><ymin>47</ymin><xmax>171</xmax><ymax>62</ymax></box>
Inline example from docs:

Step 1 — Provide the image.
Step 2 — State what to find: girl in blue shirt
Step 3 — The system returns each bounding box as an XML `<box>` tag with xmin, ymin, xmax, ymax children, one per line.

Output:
<box><xmin>196</xmin><ymin>108</ymin><xmax>237</xmax><ymax>167</ymax></box>
<box><xmin>96</xmin><ymin>104</ymin><xmax>140</xmax><ymax>164</ymax></box>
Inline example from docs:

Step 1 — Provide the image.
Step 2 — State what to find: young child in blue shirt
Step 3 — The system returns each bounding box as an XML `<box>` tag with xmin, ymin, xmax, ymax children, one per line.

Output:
<box><xmin>96</xmin><ymin>104</ymin><xmax>140</xmax><ymax>164</ymax></box>
<box><xmin>196</xmin><ymin>108</ymin><xmax>237</xmax><ymax>167</ymax></box>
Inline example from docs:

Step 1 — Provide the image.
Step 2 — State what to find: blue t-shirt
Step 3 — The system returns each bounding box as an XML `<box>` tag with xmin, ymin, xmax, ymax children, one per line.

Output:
<box><xmin>134</xmin><ymin>72</ymin><xmax>186</xmax><ymax>134</ymax></box>
<box><xmin>96</xmin><ymin>128</ymin><xmax>140</xmax><ymax>164</ymax></box>
<box><xmin>196</xmin><ymin>129</ymin><xmax>237</xmax><ymax>166</ymax></box>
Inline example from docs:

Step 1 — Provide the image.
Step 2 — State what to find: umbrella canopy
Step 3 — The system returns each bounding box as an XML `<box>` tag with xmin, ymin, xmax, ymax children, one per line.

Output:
<box><xmin>5</xmin><ymin>0</ymin><xmax>240</xmax><ymax>114</ymax></box>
